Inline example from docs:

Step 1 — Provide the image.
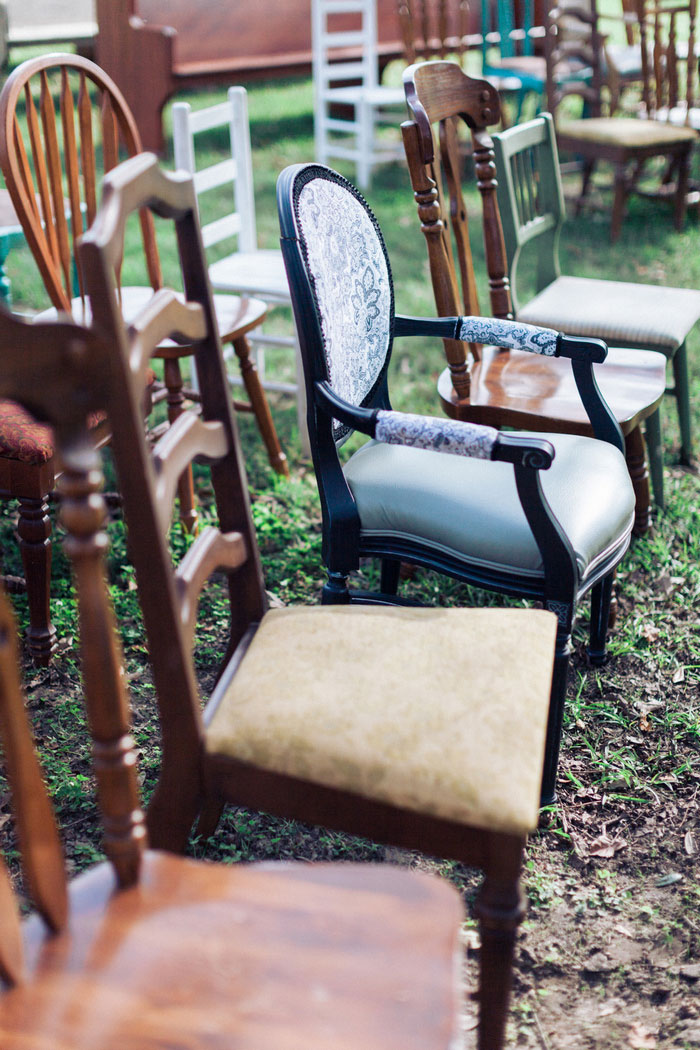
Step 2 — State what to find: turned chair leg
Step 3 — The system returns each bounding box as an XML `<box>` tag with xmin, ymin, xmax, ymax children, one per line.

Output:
<box><xmin>476</xmin><ymin>836</ymin><xmax>526</xmax><ymax>1050</ymax></box>
<box><xmin>673</xmin><ymin>342</ymin><xmax>693</xmax><ymax>466</ymax></box>
<box><xmin>588</xmin><ymin>571</ymin><xmax>614</xmax><ymax>666</ymax></box>
<box><xmin>322</xmin><ymin>569</ymin><xmax>351</xmax><ymax>604</ymax></box>
<box><xmin>625</xmin><ymin>424</ymin><xmax>652</xmax><ymax>536</ymax></box>
<box><xmin>232</xmin><ymin>336</ymin><xmax>289</xmax><ymax>477</ymax></box>
<box><xmin>540</xmin><ymin>614</ymin><xmax>572</xmax><ymax>806</ymax></box>
<box><xmin>644</xmin><ymin>408</ymin><xmax>664</xmax><ymax>509</ymax></box>
<box><xmin>163</xmin><ymin>357</ymin><xmax>199</xmax><ymax>534</ymax></box>
<box><xmin>17</xmin><ymin>494</ymin><xmax>56</xmax><ymax>665</ymax></box>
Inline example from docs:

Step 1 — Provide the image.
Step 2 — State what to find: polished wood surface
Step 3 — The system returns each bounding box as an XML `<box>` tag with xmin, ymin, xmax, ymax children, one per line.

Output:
<box><xmin>402</xmin><ymin>59</ymin><xmax>666</xmax><ymax>534</ymax></box>
<box><xmin>77</xmin><ymin>152</ymin><xmax>541</xmax><ymax>1050</ymax></box>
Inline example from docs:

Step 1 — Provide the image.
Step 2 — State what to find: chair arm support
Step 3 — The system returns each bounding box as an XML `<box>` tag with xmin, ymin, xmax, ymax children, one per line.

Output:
<box><xmin>315</xmin><ymin>382</ymin><xmax>555</xmax><ymax>468</ymax></box>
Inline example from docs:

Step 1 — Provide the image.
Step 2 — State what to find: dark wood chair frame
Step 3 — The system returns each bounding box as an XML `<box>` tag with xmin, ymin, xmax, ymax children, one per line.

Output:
<box><xmin>277</xmin><ymin>161</ymin><xmax>631</xmax><ymax>804</ymax></box>
<box><xmin>72</xmin><ymin>152</ymin><xmax>562</xmax><ymax>1050</ymax></box>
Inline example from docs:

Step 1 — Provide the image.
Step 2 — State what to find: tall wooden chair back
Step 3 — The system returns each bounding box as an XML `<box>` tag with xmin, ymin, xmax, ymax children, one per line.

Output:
<box><xmin>638</xmin><ymin>0</ymin><xmax>698</xmax><ymax>126</ymax></box>
<box><xmin>545</xmin><ymin>0</ymin><xmax>605</xmax><ymax>117</ymax></box>
<box><xmin>0</xmin><ymin>307</ymin><xmax>465</xmax><ymax>1050</ymax></box>
<box><xmin>0</xmin><ymin>53</ymin><xmax>161</xmax><ymax>312</ymax></box>
<box><xmin>397</xmin><ymin>0</ymin><xmax>473</xmax><ymax>64</ymax></box>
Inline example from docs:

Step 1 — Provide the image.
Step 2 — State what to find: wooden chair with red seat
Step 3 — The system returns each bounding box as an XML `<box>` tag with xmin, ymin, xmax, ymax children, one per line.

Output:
<box><xmin>401</xmin><ymin>59</ymin><xmax>667</xmax><ymax>536</ymax></box>
<box><xmin>0</xmin><ymin>320</ymin><xmax>463</xmax><ymax>1050</ymax></box>
<box><xmin>0</xmin><ymin>52</ymin><xmax>288</xmax><ymax>494</ymax></box>
<box><xmin>545</xmin><ymin>0</ymin><xmax>698</xmax><ymax>241</ymax></box>
<box><xmin>78</xmin><ymin>151</ymin><xmax>560</xmax><ymax>1048</ymax></box>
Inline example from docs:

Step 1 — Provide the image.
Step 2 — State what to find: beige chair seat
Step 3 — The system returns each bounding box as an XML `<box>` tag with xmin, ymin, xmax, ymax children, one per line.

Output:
<box><xmin>343</xmin><ymin>431</ymin><xmax>635</xmax><ymax>582</ymax></box>
<box><xmin>205</xmin><ymin>606</ymin><xmax>556</xmax><ymax>836</ymax></box>
<box><xmin>516</xmin><ymin>276</ymin><xmax>700</xmax><ymax>356</ymax></box>
<box><xmin>557</xmin><ymin>116</ymin><xmax>697</xmax><ymax>148</ymax></box>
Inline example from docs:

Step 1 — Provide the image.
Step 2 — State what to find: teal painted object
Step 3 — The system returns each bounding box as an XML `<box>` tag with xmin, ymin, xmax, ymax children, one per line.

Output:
<box><xmin>480</xmin><ymin>0</ymin><xmax>544</xmax><ymax>122</ymax></box>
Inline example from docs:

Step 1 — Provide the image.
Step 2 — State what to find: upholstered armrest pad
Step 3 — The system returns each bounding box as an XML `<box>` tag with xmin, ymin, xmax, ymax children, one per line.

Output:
<box><xmin>458</xmin><ymin>316</ymin><xmax>559</xmax><ymax>356</ymax></box>
<box><xmin>375</xmin><ymin>410</ymin><xmax>498</xmax><ymax>459</ymax></box>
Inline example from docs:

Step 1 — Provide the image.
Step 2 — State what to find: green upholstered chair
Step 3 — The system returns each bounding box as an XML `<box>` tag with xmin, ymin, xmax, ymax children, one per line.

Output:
<box><xmin>277</xmin><ymin>161</ymin><xmax>637</xmax><ymax>804</ymax></box>
<box><xmin>492</xmin><ymin>112</ymin><xmax>700</xmax><ymax>496</ymax></box>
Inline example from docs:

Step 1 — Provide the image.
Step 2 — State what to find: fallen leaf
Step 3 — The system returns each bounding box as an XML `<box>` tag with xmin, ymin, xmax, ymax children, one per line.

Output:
<box><xmin>655</xmin><ymin>872</ymin><xmax>683</xmax><ymax>887</ymax></box>
<box><xmin>628</xmin><ymin>1023</ymin><xmax>657</xmax><ymax>1049</ymax></box>
<box><xmin>588</xmin><ymin>832</ymin><xmax>627</xmax><ymax>858</ymax></box>
<box><xmin>614</xmin><ymin>924</ymin><xmax>635</xmax><ymax>938</ymax></box>
<box><xmin>685</xmin><ymin>830</ymin><xmax>697</xmax><ymax>856</ymax></box>
<box><xmin>583</xmin><ymin>952</ymin><xmax>616</xmax><ymax>974</ymax></box>
<box><xmin>672</xmin><ymin>666</ymin><xmax>685</xmax><ymax>684</ymax></box>
<box><xmin>640</xmin><ymin>714</ymin><xmax>653</xmax><ymax>732</ymax></box>
<box><xmin>680</xmin><ymin>964</ymin><xmax>700</xmax><ymax>981</ymax></box>
<box><xmin>641</xmin><ymin>623</ymin><xmax>660</xmax><ymax>643</ymax></box>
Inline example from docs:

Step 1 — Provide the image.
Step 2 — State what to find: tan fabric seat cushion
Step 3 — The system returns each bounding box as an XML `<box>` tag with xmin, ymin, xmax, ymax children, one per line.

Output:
<box><xmin>343</xmin><ymin>431</ymin><xmax>634</xmax><ymax>584</ymax></box>
<box><xmin>557</xmin><ymin>116</ymin><xmax>697</xmax><ymax>148</ymax></box>
<box><xmin>517</xmin><ymin>276</ymin><xmax>700</xmax><ymax>355</ymax></box>
<box><xmin>206</xmin><ymin>606</ymin><xmax>556</xmax><ymax>836</ymax></box>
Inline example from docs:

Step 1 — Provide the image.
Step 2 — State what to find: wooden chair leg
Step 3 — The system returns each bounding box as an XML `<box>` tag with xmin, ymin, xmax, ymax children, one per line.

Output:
<box><xmin>232</xmin><ymin>336</ymin><xmax>289</xmax><ymax>477</ymax></box>
<box><xmin>380</xmin><ymin>558</ymin><xmax>400</xmax><ymax>595</ymax></box>
<box><xmin>610</xmin><ymin>165</ymin><xmax>628</xmax><ymax>242</ymax></box>
<box><xmin>163</xmin><ymin>357</ymin><xmax>199</xmax><ymax>534</ymax></box>
<box><xmin>475</xmin><ymin>837</ymin><xmax>526</xmax><ymax>1050</ymax></box>
<box><xmin>644</xmin><ymin>407</ymin><xmax>664</xmax><ymax>509</ymax></box>
<box><xmin>673</xmin><ymin>150</ymin><xmax>690</xmax><ymax>232</ymax></box>
<box><xmin>17</xmin><ymin>494</ymin><xmax>56</xmax><ymax>665</ymax></box>
<box><xmin>540</xmin><ymin>618</ymin><xmax>572</xmax><ymax>806</ymax></box>
<box><xmin>588</xmin><ymin>571</ymin><xmax>614</xmax><ymax>666</ymax></box>
<box><xmin>625</xmin><ymin>424</ymin><xmax>652</xmax><ymax>536</ymax></box>
<box><xmin>673</xmin><ymin>342</ymin><xmax>693</xmax><ymax>465</ymax></box>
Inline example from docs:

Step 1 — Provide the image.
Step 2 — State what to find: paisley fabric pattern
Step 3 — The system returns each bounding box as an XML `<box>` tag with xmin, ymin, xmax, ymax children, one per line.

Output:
<box><xmin>296</xmin><ymin>176</ymin><xmax>392</xmax><ymax>431</ymax></box>
<box><xmin>375</xmin><ymin>410</ymin><xmax>498</xmax><ymax>459</ymax></box>
<box><xmin>458</xmin><ymin>315</ymin><xmax>559</xmax><ymax>356</ymax></box>
<box><xmin>0</xmin><ymin>401</ymin><xmax>55</xmax><ymax>463</ymax></box>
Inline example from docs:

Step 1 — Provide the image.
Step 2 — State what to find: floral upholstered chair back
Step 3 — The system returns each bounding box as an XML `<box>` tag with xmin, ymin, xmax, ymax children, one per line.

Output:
<box><xmin>287</xmin><ymin>166</ymin><xmax>395</xmax><ymax>441</ymax></box>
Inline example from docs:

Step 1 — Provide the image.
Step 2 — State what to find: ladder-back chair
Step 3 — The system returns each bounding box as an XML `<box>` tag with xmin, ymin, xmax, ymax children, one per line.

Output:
<box><xmin>0</xmin><ymin>314</ymin><xmax>463</xmax><ymax>1050</ymax></box>
<box><xmin>492</xmin><ymin>111</ymin><xmax>700</xmax><ymax>476</ymax></box>
<box><xmin>545</xmin><ymin>0</ymin><xmax>698</xmax><ymax>240</ymax></box>
<box><xmin>0</xmin><ymin>53</ymin><xmax>287</xmax><ymax>480</ymax></box>
<box><xmin>172</xmin><ymin>86</ymin><xmax>309</xmax><ymax>454</ymax></box>
<box><xmin>312</xmin><ymin>0</ymin><xmax>406</xmax><ymax>189</ymax></box>
<box><xmin>401</xmin><ymin>60</ymin><xmax>667</xmax><ymax>532</ymax></box>
<box><xmin>79</xmin><ymin>151</ymin><xmax>560</xmax><ymax>1049</ymax></box>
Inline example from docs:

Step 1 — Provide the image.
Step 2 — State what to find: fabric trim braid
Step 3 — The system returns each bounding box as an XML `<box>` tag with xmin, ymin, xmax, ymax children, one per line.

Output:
<box><xmin>458</xmin><ymin>316</ymin><xmax>559</xmax><ymax>355</ymax></box>
<box><xmin>375</xmin><ymin>410</ymin><xmax>498</xmax><ymax>459</ymax></box>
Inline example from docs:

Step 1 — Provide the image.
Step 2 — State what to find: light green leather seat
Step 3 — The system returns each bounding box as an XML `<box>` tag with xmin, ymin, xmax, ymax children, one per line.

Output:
<box><xmin>343</xmin><ymin>430</ymin><xmax>635</xmax><ymax>583</ymax></box>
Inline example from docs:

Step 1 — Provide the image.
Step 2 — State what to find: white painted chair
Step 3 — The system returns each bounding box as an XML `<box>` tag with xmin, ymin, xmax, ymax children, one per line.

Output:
<box><xmin>172</xmin><ymin>86</ymin><xmax>309</xmax><ymax>453</ymax></box>
<box><xmin>312</xmin><ymin>0</ymin><xmax>406</xmax><ymax>189</ymax></box>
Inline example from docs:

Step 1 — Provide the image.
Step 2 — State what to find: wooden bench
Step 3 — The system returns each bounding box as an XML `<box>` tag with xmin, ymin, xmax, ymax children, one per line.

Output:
<box><xmin>95</xmin><ymin>0</ymin><xmax>415</xmax><ymax>152</ymax></box>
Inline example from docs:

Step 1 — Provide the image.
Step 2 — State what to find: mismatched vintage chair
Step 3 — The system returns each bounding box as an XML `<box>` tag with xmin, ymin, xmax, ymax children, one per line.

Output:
<box><xmin>172</xmin><ymin>86</ymin><xmax>309</xmax><ymax>453</ymax></box>
<box><xmin>79</xmin><ymin>152</ymin><xmax>560</xmax><ymax>1049</ymax></box>
<box><xmin>479</xmin><ymin>0</ymin><xmax>546</xmax><ymax>122</ymax></box>
<box><xmin>492</xmin><ymin>111</ymin><xmax>700</xmax><ymax>477</ymax></box>
<box><xmin>545</xmin><ymin>0</ymin><xmax>698</xmax><ymax>241</ymax></box>
<box><xmin>401</xmin><ymin>60</ymin><xmax>667</xmax><ymax>533</ymax></box>
<box><xmin>0</xmin><ymin>52</ymin><xmax>288</xmax><ymax>486</ymax></box>
<box><xmin>312</xmin><ymin>0</ymin><xmax>406</xmax><ymax>189</ymax></box>
<box><xmin>0</xmin><ymin>318</ymin><xmax>463</xmax><ymax>1050</ymax></box>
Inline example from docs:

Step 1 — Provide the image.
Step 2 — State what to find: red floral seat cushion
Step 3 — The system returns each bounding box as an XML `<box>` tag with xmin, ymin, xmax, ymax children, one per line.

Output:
<box><xmin>0</xmin><ymin>400</ymin><xmax>106</xmax><ymax>464</ymax></box>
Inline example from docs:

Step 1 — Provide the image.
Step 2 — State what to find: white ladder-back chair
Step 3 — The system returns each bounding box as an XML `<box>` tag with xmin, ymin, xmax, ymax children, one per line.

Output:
<box><xmin>172</xmin><ymin>86</ymin><xmax>309</xmax><ymax>454</ymax></box>
<box><xmin>312</xmin><ymin>0</ymin><xmax>406</xmax><ymax>189</ymax></box>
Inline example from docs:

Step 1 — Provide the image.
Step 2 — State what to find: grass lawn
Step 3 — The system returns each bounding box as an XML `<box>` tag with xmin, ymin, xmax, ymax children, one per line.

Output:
<box><xmin>0</xmin><ymin>53</ymin><xmax>699</xmax><ymax>1049</ymax></box>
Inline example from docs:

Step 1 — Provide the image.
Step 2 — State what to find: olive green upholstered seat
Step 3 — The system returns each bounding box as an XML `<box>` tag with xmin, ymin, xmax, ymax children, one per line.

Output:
<box><xmin>205</xmin><ymin>606</ymin><xmax>557</xmax><ymax>836</ymax></box>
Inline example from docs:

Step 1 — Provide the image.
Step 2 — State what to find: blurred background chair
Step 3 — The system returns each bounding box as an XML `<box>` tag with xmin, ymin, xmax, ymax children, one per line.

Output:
<box><xmin>479</xmin><ymin>0</ymin><xmax>546</xmax><ymax>122</ymax></box>
<box><xmin>492</xmin><ymin>111</ymin><xmax>700</xmax><ymax>475</ymax></box>
<box><xmin>0</xmin><ymin>312</ymin><xmax>463</xmax><ymax>1050</ymax></box>
<box><xmin>545</xmin><ymin>0</ymin><xmax>698</xmax><ymax>241</ymax></box>
<box><xmin>173</xmin><ymin>86</ymin><xmax>308</xmax><ymax>453</ymax></box>
<box><xmin>78</xmin><ymin>151</ymin><xmax>560</xmax><ymax>1049</ymax></box>
<box><xmin>312</xmin><ymin>0</ymin><xmax>406</xmax><ymax>189</ymax></box>
<box><xmin>402</xmin><ymin>60</ymin><xmax>667</xmax><ymax>534</ymax></box>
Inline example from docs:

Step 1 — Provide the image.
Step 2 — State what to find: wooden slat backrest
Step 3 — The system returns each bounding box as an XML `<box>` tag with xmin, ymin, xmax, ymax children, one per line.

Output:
<box><xmin>402</xmin><ymin>60</ymin><xmax>515</xmax><ymax>402</ymax></box>
<box><xmin>545</xmin><ymin>1</ymin><xmax>605</xmax><ymax>117</ymax></box>
<box><xmin>78</xmin><ymin>155</ymin><xmax>267</xmax><ymax>820</ymax></box>
<box><xmin>0</xmin><ymin>305</ymin><xmax>148</xmax><ymax>985</ymax></box>
<box><xmin>638</xmin><ymin>0</ymin><xmax>697</xmax><ymax>120</ymax></box>
<box><xmin>397</xmin><ymin>0</ymin><xmax>472</xmax><ymax>64</ymax></box>
<box><xmin>0</xmin><ymin>54</ymin><xmax>162</xmax><ymax>313</ymax></box>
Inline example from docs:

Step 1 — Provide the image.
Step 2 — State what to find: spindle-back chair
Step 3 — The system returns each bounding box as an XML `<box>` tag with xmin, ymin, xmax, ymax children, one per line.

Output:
<box><xmin>0</xmin><ymin>310</ymin><xmax>463</xmax><ymax>1050</ymax></box>
<box><xmin>78</xmin><ymin>150</ymin><xmax>562</xmax><ymax>1049</ymax></box>
<box><xmin>0</xmin><ymin>53</ymin><xmax>287</xmax><ymax>481</ymax></box>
